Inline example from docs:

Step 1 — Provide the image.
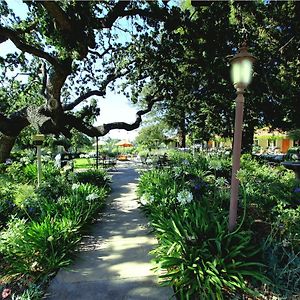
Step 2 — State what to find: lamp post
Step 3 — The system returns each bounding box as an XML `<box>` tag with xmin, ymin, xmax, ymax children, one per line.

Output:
<box><xmin>33</xmin><ymin>134</ymin><xmax>45</xmax><ymax>187</ymax></box>
<box><xmin>229</xmin><ymin>43</ymin><xmax>255</xmax><ymax>231</ymax></box>
<box><xmin>95</xmin><ymin>136</ymin><xmax>99</xmax><ymax>169</ymax></box>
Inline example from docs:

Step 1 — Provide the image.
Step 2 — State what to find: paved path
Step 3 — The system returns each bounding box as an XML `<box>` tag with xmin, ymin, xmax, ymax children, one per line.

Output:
<box><xmin>45</xmin><ymin>163</ymin><xmax>173</xmax><ymax>300</ymax></box>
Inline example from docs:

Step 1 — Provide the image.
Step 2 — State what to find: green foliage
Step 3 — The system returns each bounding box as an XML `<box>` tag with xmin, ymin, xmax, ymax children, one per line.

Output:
<box><xmin>70</xmin><ymin>129</ymin><xmax>92</xmax><ymax>152</ymax></box>
<box><xmin>37</xmin><ymin>175</ymin><xmax>71</xmax><ymax>202</ymax></box>
<box><xmin>238</xmin><ymin>156</ymin><xmax>296</xmax><ymax>221</ymax></box>
<box><xmin>6</xmin><ymin>161</ymin><xmax>60</xmax><ymax>184</ymax></box>
<box><xmin>135</xmin><ymin>123</ymin><xmax>168</xmax><ymax>150</ymax></box>
<box><xmin>137</xmin><ymin>169</ymin><xmax>182</xmax><ymax>206</ymax></box>
<box><xmin>138</xmin><ymin>151</ymin><xmax>300</xmax><ymax>298</ymax></box>
<box><xmin>11</xmin><ymin>283</ymin><xmax>43</xmax><ymax>300</ymax></box>
<box><xmin>288</xmin><ymin>129</ymin><xmax>300</xmax><ymax>143</ymax></box>
<box><xmin>0</xmin><ymin>158</ymin><xmax>109</xmax><ymax>299</ymax></box>
<box><xmin>0</xmin><ymin>182</ymin><xmax>16</xmax><ymax>228</ymax></box>
<box><xmin>263</xmin><ymin>211</ymin><xmax>300</xmax><ymax>297</ymax></box>
<box><xmin>0</xmin><ymin>182</ymin><xmax>107</xmax><ymax>279</ymax></box>
<box><xmin>14</xmin><ymin>184</ymin><xmax>36</xmax><ymax>207</ymax></box>
<box><xmin>151</xmin><ymin>203</ymin><xmax>267</xmax><ymax>299</ymax></box>
<box><xmin>73</xmin><ymin>169</ymin><xmax>111</xmax><ymax>190</ymax></box>
<box><xmin>0</xmin><ymin>216</ymin><xmax>80</xmax><ymax>278</ymax></box>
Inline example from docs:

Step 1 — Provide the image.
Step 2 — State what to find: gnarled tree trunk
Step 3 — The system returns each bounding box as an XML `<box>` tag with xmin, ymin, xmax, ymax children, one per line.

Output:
<box><xmin>0</xmin><ymin>134</ymin><xmax>16</xmax><ymax>163</ymax></box>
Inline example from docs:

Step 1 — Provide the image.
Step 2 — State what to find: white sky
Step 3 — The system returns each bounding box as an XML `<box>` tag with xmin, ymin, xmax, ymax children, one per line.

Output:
<box><xmin>1</xmin><ymin>0</ymin><xmax>144</xmax><ymax>141</ymax></box>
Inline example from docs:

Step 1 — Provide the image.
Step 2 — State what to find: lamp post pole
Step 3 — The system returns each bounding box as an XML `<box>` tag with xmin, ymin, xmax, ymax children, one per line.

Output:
<box><xmin>33</xmin><ymin>134</ymin><xmax>45</xmax><ymax>188</ymax></box>
<box><xmin>229</xmin><ymin>84</ymin><xmax>245</xmax><ymax>231</ymax></box>
<box><xmin>228</xmin><ymin>42</ymin><xmax>255</xmax><ymax>232</ymax></box>
<box><xmin>37</xmin><ymin>144</ymin><xmax>42</xmax><ymax>187</ymax></box>
<box><xmin>96</xmin><ymin>136</ymin><xmax>99</xmax><ymax>169</ymax></box>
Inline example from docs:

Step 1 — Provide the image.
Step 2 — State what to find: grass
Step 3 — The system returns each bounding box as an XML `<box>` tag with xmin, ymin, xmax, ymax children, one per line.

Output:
<box><xmin>73</xmin><ymin>158</ymin><xmax>94</xmax><ymax>169</ymax></box>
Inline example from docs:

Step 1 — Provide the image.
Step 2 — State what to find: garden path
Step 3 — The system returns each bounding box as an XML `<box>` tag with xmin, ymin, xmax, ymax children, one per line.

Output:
<box><xmin>45</xmin><ymin>162</ymin><xmax>173</xmax><ymax>300</ymax></box>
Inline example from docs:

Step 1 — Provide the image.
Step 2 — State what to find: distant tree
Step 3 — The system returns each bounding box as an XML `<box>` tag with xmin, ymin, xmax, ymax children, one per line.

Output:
<box><xmin>135</xmin><ymin>123</ymin><xmax>167</xmax><ymax>150</ymax></box>
<box><xmin>288</xmin><ymin>129</ymin><xmax>300</xmax><ymax>146</ymax></box>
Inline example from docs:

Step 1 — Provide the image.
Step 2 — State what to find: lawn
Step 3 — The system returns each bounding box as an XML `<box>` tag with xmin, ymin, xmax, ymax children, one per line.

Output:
<box><xmin>73</xmin><ymin>158</ymin><xmax>94</xmax><ymax>169</ymax></box>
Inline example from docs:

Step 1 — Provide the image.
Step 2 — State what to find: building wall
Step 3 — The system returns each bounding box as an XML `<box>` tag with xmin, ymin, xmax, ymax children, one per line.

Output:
<box><xmin>256</xmin><ymin>137</ymin><xmax>294</xmax><ymax>153</ymax></box>
<box><xmin>257</xmin><ymin>139</ymin><xmax>268</xmax><ymax>150</ymax></box>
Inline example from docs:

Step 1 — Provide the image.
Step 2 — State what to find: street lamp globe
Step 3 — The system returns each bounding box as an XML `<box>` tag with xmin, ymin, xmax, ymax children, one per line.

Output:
<box><xmin>230</xmin><ymin>42</ymin><xmax>255</xmax><ymax>88</ymax></box>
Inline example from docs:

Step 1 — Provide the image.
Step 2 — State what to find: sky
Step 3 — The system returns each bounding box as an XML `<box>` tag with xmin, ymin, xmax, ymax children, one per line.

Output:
<box><xmin>1</xmin><ymin>0</ymin><xmax>145</xmax><ymax>141</ymax></box>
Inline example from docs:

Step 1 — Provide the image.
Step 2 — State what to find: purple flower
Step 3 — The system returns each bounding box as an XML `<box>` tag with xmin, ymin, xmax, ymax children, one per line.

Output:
<box><xmin>294</xmin><ymin>187</ymin><xmax>300</xmax><ymax>193</ymax></box>
<box><xmin>194</xmin><ymin>184</ymin><xmax>201</xmax><ymax>190</ymax></box>
<box><xmin>28</xmin><ymin>207</ymin><xmax>35</xmax><ymax>213</ymax></box>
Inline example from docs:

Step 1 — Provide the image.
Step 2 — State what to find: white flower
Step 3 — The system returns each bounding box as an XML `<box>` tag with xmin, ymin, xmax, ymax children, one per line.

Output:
<box><xmin>140</xmin><ymin>195</ymin><xmax>148</xmax><ymax>206</ymax></box>
<box><xmin>47</xmin><ymin>236</ymin><xmax>54</xmax><ymax>242</ymax></box>
<box><xmin>215</xmin><ymin>177</ymin><xmax>229</xmax><ymax>187</ymax></box>
<box><xmin>282</xmin><ymin>239</ymin><xmax>289</xmax><ymax>247</ymax></box>
<box><xmin>148</xmin><ymin>195</ymin><xmax>155</xmax><ymax>203</ymax></box>
<box><xmin>72</xmin><ymin>183</ymin><xmax>80</xmax><ymax>190</ymax></box>
<box><xmin>140</xmin><ymin>194</ymin><xmax>155</xmax><ymax>206</ymax></box>
<box><xmin>177</xmin><ymin>190</ymin><xmax>193</xmax><ymax>205</ymax></box>
<box><xmin>86</xmin><ymin>193</ymin><xmax>99</xmax><ymax>201</ymax></box>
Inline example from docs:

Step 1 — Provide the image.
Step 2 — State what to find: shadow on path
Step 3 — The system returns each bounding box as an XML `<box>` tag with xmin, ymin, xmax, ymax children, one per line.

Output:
<box><xmin>45</xmin><ymin>164</ymin><xmax>173</xmax><ymax>300</ymax></box>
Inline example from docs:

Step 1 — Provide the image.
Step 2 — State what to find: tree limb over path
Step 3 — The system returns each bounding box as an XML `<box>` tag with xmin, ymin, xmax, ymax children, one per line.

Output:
<box><xmin>0</xmin><ymin>0</ymin><xmax>176</xmax><ymax>161</ymax></box>
<box><xmin>65</xmin><ymin>96</ymin><xmax>163</xmax><ymax>137</ymax></box>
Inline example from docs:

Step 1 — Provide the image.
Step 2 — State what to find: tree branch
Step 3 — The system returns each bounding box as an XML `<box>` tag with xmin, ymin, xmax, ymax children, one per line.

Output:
<box><xmin>88</xmin><ymin>45</ymin><xmax>113</xmax><ymax>59</ymax></box>
<box><xmin>97</xmin><ymin>1</ymin><xmax>131</xmax><ymax>28</ymax></box>
<box><xmin>64</xmin><ymin>96</ymin><xmax>162</xmax><ymax>137</ymax></box>
<box><xmin>40</xmin><ymin>61</ymin><xmax>48</xmax><ymax>97</ymax></box>
<box><xmin>0</xmin><ymin>110</ymin><xmax>30</xmax><ymax>136</ymax></box>
<box><xmin>63</xmin><ymin>69</ymin><xmax>131</xmax><ymax>111</ymax></box>
<box><xmin>41</xmin><ymin>2</ymin><xmax>73</xmax><ymax>31</ymax></box>
<box><xmin>63</xmin><ymin>90</ymin><xmax>105</xmax><ymax>111</ymax></box>
<box><xmin>0</xmin><ymin>25</ymin><xmax>62</xmax><ymax>71</ymax></box>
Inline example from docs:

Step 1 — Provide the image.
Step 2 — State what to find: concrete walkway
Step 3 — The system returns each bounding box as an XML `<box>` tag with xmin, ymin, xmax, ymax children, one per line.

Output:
<box><xmin>45</xmin><ymin>163</ymin><xmax>173</xmax><ymax>300</ymax></box>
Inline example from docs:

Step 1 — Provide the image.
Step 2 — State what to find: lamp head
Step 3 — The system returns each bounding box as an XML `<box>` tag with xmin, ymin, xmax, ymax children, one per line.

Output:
<box><xmin>33</xmin><ymin>134</ymin><xmax>45</xmax><ymax>146</ymax></box>
<box><xmin>230</xmin><ymin>42</ymin><xmax>255</xmax><ymax>88</ymax></box>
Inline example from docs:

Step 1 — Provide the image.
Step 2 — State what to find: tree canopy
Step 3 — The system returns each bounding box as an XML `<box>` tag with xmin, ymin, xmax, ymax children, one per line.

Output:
<box><xmin>0</xmin><ymin>0</ymin><xmax>182</xmax><ymax>161</ymax></box>
<box><xmin>127</xmin><ymin>1</ymin><xmax>300</xmax><ymax>150</ymax></box>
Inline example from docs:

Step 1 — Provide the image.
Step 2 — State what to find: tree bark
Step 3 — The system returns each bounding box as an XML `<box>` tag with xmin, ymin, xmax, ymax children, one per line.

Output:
<box><xmin>0</xmin><ymin>134</ymin><xmax>16</xmax><ymax>163</ymax></box>
<box><xmin>178</xmin><ymin>110</ymin><xmax>186</xmax><ymax>148</ymax></box>
<box><xmin>242</xmin><ymin>121</ymin><xmax>255</xmax><ymax>154</ymax></box>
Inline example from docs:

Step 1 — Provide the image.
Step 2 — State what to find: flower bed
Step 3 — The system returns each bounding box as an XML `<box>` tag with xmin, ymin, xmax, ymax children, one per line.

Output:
<box><xmin>0</xmin><ymin>162</ymin><xmax>111</xmax><ymax>299</ymax></box>
<box><xmin>137</xmin><ymin>151</ymin><xmax>300</xmax><ymax>299</ymax></box>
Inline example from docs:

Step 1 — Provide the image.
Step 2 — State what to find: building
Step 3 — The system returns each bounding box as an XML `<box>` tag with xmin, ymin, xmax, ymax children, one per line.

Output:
<box><xmin>254</xmin><ymin>128</ymin><xmax>296</xmax><ymax>153</ymax></box>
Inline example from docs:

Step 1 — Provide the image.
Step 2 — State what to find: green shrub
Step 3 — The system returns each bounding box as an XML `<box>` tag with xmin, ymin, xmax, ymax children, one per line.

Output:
<box><xmin>37</xmin><ymin>175</ymin><xmax>71</xmax><ymax>202</ymax></box>
<box><xmin>11</xmin><ymin>283</ymin><xmax>43</xmax><ymax>300</ymax></box>
<box><xmin>0</xmin><ymin>170</ymin><xmax>108</xmax><ymax>284</ymax></box>
<box><xmin>73</xmin><ymin>169</ymin><xmax>111</xmax><ymax>190</ymax></box>
<box><xmin>0</xmin><ymin>216</ymin><xmax>80</xmax><ymax>278</ymax></box>
<box><xmin>150</xmin><ymin>202</ymin><xmax>268</xmax><ymax>299</ymax></box>
<box><xmin>137</xmin><ymin>169</ymin><xmax>182</xmax><ymax>207</ymax></box>
<box><xmin>238</xmin><ymin>161</ymin><xmax>296</xmax><ymax>221</ymax></box>
<box><xmin>0</xmin><ymin>182</ymin><xmax>106</xmax><ymax>279</ymax></box>
<box><xmin>263</xmin><ymin>209</ymin><xmax>300</xmax><ymax>297</ymax></box>
<box><xmin>14</xmin><ymin>184</ymin><xmax>36</xmax><ymax>207</ymax></box>
<box><xmin>0</xmin><ymin>182</ymin><xmax>16</xmax><ymax>228</ymax></box>
<box><xmin>6</xmin><ymin>161</ymin><xmax>60</xmax><ymax>184</ymax></box>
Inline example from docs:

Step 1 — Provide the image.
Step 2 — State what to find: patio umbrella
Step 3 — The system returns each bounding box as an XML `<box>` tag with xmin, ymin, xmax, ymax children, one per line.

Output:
<box><xmin>116</xmin><ymin>140</ymin><xmax>133</xmax><ymax>147</ymax></box>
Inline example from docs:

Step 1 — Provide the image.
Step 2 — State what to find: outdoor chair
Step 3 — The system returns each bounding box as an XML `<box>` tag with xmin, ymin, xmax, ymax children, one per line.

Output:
<box><xmin>102</xmin><ymin>158</ymin><xmax>117</xmax><ymax>170</ymax></box>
